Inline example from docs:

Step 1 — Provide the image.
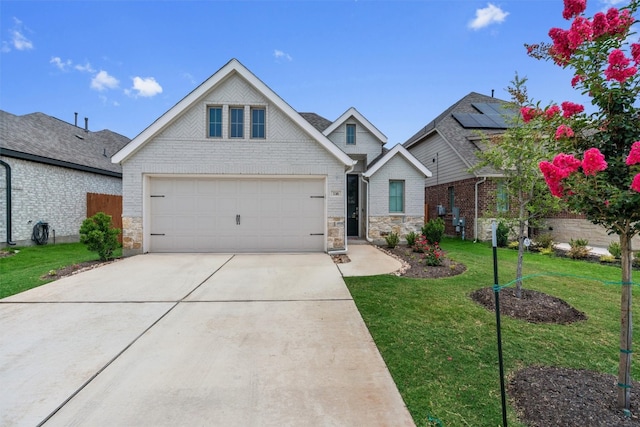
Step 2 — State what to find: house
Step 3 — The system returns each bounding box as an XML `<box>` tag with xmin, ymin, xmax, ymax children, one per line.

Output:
<box><xmin>0</xmin><ymin>110</ymin><xmax>130</xmax><ymax>246</ymax></box>
<box><xmin>404</xmin><ymin>92</ymin><xmax>640</xmax><ymax>249</ymax></box>
<box><xmin>111</xmin><ymin>58</ymin><xmax>431</xmax><ymax>256</ymax></box>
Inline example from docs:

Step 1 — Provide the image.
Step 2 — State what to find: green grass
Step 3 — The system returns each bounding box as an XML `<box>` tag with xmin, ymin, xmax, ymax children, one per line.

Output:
<box><xmin>0</xmin><ymin>243</ymin><xmax>121</xmax><ymax>299</ymax></box>
<box><xmin>345</xmin><ymin>237</ymin><xmax>639</xmax><ymax>427</ymax></box>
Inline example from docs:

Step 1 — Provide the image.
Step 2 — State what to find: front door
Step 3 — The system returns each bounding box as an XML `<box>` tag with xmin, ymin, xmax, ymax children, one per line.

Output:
<box><xmin>347</xmin><ymin>174</ymin><xmax>359</xmax><ymax>236</ymax></box>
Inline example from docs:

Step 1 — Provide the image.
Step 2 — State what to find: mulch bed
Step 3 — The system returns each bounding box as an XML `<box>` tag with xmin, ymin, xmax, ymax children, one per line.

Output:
<box><xmin>510</xmin><ymin>366</ymin><xmax>640</xmax><ymax>426</ymax></box>
<box><xmin>378</xmin><ymin>245</ymin><xmax>467</xmax><ymax>279</ymax></box>
<box><xmin>469</xmin><ymin>286</ymin><xmax>588</xmax><ymax>324</ymax></box>
<box><xmin>40</xmin><ymin>259</ymin><xmax>120</xmax><ymax>280</ymax></box>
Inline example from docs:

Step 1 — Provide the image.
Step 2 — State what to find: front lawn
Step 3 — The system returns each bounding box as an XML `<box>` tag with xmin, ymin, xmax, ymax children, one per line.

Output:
<box><xmin>0</xmin><ymin>243</ymin><xmax>121</xmax><ymax>299</ymax></box>
<box><xmin>345</xmin><ymin>237</ymin><xmax>639</xmax><ymax>427</ymax></box>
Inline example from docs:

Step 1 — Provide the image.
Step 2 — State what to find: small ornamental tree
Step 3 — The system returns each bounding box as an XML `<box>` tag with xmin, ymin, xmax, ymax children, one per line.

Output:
<box><xmin>473</xmin><ymin>74</ymin><xmax>564</xmax><ymax>298</ymax></box>
<box><xmin>526</xmin><ymin>0</ymin><xmax>640</xmax><ymax>410</ymax></box>
<box><xmin>79</xmin><ymin>212</ymin><xmax>121</xmax><ymax>261</ymax></box>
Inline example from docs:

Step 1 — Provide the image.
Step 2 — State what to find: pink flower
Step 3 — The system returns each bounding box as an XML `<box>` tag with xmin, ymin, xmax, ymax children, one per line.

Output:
<box><xmin>561</xmin><ymin>101</ymin><xmax>585</xmax><ymax>118</ymax></box>
<box><xmin>520</xmin><ymin>106</ymin><xmax>539</xmax><ymax>123</ymax></box>
<box><xmin>545</xmin><ymin>105</ymin><xmax>561</xmax><ymax>119</ymax></box>
<box><xmin>568</xmin><ymin>16</ymin><xmax>593</xmax><ymax>49</ymax></box>
<box><xmin>626</xmin><ymin>141</ymin><xmax>640</xmax><ymax>166</ymax></box>
<box><xmin>632</xmin><ymin>43</ymin><xmax>640</xmax><ymax>65</ymax></box>
<box><xmin>592</xmin><ymin>12</ymin><xmax>609</xmax><ymax>38</ymax></box>
<box><xmin>549</xmin><ymin>27</ymin><xmax>574</xmax><ymax>65</ymax></box>
<box><xmin>553</xmin><ymin>153</ymin><xmax>582</xmax><ymax>176</ymax></box>
<box><xmin>540</xmin><ymin>161</ymin><xmax>565</xmax><ymax>197</ymax></box>
<box><xmin>582</xmin><ymin>148</ymin><xmax>608</xmax><ymax>175</ymax></box>
<box><xmin>571</xmin><ymin>74</ymin><xmax>586</xmax><ymax>87</ymax></box>
<box><xmin>632</xmin><ymin>173</ymin><xmax>640</xmax><ymax>193</ymax></box>
<box><xmin>562</xmin><ymin>0</ymin><xmax>586</xmax><ymax>20</ymax></box>
<box><xmin>606</xmin><ymin>8</ymin><xmax>634</xmax><ymax>36</ymax></box>
<box><xmin>604</xmin><ymin>49</ymin><xmax>637</xmax><ymax>83</ymax></box>
<box><xmin>555</xmin><ymin>124</ymin><xmax>575</xmax><ymax>140</ymax></box>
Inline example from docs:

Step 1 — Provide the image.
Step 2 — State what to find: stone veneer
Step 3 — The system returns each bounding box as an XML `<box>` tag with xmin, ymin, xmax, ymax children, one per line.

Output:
<box><xmin>369</xmin><ymin>216</ymin><xmax>424</xmax><ymax>244</ymax></box>
<box><xmin>122</xmin><ymin>216</ymin><xmax>143</xmax><ymax>256</ymax></box>
<box><xmin>327</xmin><ymin>217</ymin><xmax>345</xmax><ymax>251</ymax></box>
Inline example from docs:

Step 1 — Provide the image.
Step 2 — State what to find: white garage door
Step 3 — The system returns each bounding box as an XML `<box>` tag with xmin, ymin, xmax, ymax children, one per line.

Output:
<box><xmin>148</xmin><ymin>177</ymin><xmax>325</xmax><ymax>253</ymax></box>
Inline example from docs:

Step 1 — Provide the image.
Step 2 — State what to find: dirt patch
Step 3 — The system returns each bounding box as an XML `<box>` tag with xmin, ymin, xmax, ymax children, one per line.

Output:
<box><xmin>510</xmin><ymin>366</ymin><xmax>640</xmax><ymax>426</ymax></box>
<box><xmin>469</xmin><ymin>286</ymin><xmax>588</xmax><ymax>324</ymax></box>
<box><xmin>330</xmin><ymin>254</ymin><xmax>351</xmax><ymax>264</ymax></box>
<box><xmin>41</xmin><ymin>259</ymin><xmax>121</xmax><ymax>280</ymax></box>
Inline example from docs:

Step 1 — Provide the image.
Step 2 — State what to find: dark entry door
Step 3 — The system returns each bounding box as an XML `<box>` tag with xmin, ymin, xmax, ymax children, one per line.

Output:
<box><xmin>347</xmin><ymin>174</ymin><xmax>359</xmax><ymax>236</ymax></box>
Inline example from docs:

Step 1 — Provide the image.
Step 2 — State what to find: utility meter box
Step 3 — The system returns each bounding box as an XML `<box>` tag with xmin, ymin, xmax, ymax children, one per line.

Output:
<box><xmin>437</xmin><ymin>205</ymin><xmax>446</xmax><ymax>216</ymax></box>
<box><xmin>451</xmin><ymin>207</ymin><xmax>460</xmax><ymax>226</ymax></box>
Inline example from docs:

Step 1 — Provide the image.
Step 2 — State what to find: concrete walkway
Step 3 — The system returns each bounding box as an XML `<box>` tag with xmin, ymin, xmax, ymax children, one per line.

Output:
<box><xmin>0</xmin><ymin>253</ymin><xmax>414</xmax><ymax>426</ymax></box>
<box><xmin>337</xmin><ymin>244</ymin><xmax>403</xmax><ymax>277</ymax></box>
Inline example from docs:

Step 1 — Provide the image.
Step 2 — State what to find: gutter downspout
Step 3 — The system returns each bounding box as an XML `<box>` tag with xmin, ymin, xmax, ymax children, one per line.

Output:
<box><xmin>0</xmin><ymin>159</ymin><xmax>16</xmax><ymax>245</ymax></box>
<box><xmin>361</xmin><ymin>175</ymin><xmax>373</xmax><ymax>243</ymax></box>
<box><xmin>328</xmin><ymin>162</ymin><xmax>357</xmax><ymax>255</ymax></box>
<box><xmin>474</xmin><ymin>177</ymin><xmax>487</xmax><ymax>242</ymax></box>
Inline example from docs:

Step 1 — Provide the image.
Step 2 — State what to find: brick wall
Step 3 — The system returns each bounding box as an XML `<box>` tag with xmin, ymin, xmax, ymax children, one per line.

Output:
<box><xmin>0</xmin><ymin>157</ymin><xmax>121</xmax><ymax>245</ymax></box>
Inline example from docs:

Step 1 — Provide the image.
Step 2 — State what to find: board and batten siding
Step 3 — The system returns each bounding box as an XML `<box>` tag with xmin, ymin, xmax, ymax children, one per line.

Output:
<box><xmin>408</xmin><ymin>135</ymin><xmax>475</xmax><ymax>186</ymax></box>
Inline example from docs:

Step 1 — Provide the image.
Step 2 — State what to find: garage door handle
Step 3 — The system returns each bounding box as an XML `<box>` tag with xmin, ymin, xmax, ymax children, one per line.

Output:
<box><xmin>310</xmin><ymin>233</ymin><xmax>324</xmax><ymax>236</ymax></box>
<box><xmin>236</xmin><ymin>214</ymin><xmax>240</xmax><ymax>225</ymax></box>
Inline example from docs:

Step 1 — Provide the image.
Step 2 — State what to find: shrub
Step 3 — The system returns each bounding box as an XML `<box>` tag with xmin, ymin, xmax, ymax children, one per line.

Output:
<box><xmin>599</xmin><ymin>255</ymin><xmax>616</xmax><ymax>264</ymax></box>
<box><xmin>568</xmin><ymin>238</ymin><xmax>590</xmax><ymax>260</ymax></box>
<box><xmin>421</xmin><ymin>218</ymin><xmax>445</xmax><ymax>244</ymax></box>
<box><xmin>405</xmin><ymin>231</ymin><xmax>418</xmax><ymax>247</ymax></box>
<box><xmin>508</xmin><ymin>241</ymin><xmax>520</xmax><ymax>250</ymax></box>
<box><xmin>539</xmin><ymin>247</ymin><xmax>554</xmax><ymax>256</ymax></box>
<box><xmin>413</xmin><ymin>234</ymin><xmax>444</xmax><ymax>266</ymax></box>
<box><xmin>608</xmin><ymin>241</ymin><xmax>622</xmax><ymax>259</ymax></box>
<box><xmin>385</xmin><ymin>232</ymin><xmax>399</xmax><ymax>249</ymax></box>
<box><xmin>496</xmin><ymin>222</ymin><xmax>509</xmax><ymax>248</ymax></box>
<box><xmin>79</xmin><ymin>212</ymin><xmax>120</xmax><ymax>261</ymax></box>
<box><xmin>534</xmin><ymin>233</ymin><xmax>554</xmax><ymax>250</ymax></box>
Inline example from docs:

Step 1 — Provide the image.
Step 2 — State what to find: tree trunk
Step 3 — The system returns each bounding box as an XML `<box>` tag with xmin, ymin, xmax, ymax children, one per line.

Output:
<box><xmin>515</xmin><ymin>219</ymin><xmax>526</xmax><ymax>298</ymax></box>
<box><xmin>618</xmin><ymin>232</ymin><xmax>634</xmax><ymax>410</ymax></box>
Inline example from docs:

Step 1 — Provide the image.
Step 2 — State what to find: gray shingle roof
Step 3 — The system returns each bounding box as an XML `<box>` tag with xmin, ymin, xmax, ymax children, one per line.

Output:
<box><xmin>403</xmin><ymin>92</ymin><xmax>514</xmax><ymax>171</ymax></box>
<box><xmin>0</xmin><ymin>110</ymin><xmax>130</xmax><ymax>176</ymax></box>
<box><xmin>299</xmin><ymin>112</ymin><xmax>333</xmax><ymax>132</ymax></box>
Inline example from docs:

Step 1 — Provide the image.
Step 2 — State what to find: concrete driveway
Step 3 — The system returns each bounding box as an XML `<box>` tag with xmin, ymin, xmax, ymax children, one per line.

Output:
<box><xmin>0</xmin><ymin>253</ymin><xmax>414</xmax><ymax>426</ymax></box>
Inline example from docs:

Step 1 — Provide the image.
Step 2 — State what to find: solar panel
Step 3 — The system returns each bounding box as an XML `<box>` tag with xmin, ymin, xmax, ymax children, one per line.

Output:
<box><xmin>452</xmin><ymin>103</ymin><xmax>516</xmax><ymax>129</ymax></box>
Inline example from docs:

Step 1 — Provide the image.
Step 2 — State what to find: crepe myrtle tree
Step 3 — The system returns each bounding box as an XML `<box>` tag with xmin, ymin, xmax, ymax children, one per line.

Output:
<box><xmin>526</xmin><ymin>0</ymin><xmax>640</xmax><ymax>410</ymax></box>
<box><xmin>472</xmin><ymin>73</ymin><xmax>564</xmax><ymax>299</ymax></box>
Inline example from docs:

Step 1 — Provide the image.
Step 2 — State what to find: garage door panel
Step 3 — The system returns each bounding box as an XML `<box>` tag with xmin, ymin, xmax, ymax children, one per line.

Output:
<box><xmin>150</xmin><ymin>178</ymin><xmax>325</xmax><ymax>252</ymax></box>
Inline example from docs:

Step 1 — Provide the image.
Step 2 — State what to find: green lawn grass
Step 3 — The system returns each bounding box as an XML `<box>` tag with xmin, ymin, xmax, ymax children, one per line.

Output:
<box><xmin>0</xmin><ymin>243</ymin><xmax>121</xmax><ymax>299</ymax></box>
<box><xmin>345</xmin><ymin>237</ymin><xmax>639</xmax><ymax>427</ymax></box>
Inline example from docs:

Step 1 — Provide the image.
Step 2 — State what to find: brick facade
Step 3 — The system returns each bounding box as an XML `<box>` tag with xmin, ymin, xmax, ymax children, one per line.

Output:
<box><xmin>0</xmin><ymin>157</ymin><xmax>121</xmax><ymax>245</ymax></box>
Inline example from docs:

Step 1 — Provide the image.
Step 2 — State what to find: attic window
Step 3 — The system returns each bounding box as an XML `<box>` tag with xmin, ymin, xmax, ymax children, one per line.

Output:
<box><xmin>208</xmin><ymin>106</ymin><xmax>222</xmax><ymax>138</ymax></box>
<box><xmin>346</xmin><ymin>124</ymin><xmax>356</xmax><ymax>145</ymax></box>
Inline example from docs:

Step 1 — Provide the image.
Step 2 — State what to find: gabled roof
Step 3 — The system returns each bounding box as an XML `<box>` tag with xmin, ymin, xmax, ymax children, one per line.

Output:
<box><xmin>0</xmin><ymin>110</ymin><xmax>130</xmax><ymax>177</ymax></box>
<box><xmin>363</xmin><ymin>143</ymin><xmax>432</xmax><ymax>178</ymax></box>
<box><xmin>323</xmin><ymin>107</ymin><xmax>387</xmax><ymax>144</ymax></box>
<box><xmin>402</xmin><ymin>92</ymin><xmax>513</xmax><ymax>174</ymax></box>
<box><xmin>299</xmin><ymin>112</ymin><xmax>332</xmax><ymax>132</ymax></box>
<box><xmin>112</xmin><ymin>59</ymin><xmax>355</xmax><ymax>167</ymax></box>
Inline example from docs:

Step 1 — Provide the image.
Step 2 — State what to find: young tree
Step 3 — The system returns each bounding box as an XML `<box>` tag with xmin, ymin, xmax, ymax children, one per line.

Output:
<box><xmin>473</xmin><ymin>74</ymin><xmax>564</xmax><ymax>298</ymax></box>
<box><xmin>526</xmin><ymin>0</ymin><xmax>640</xmax><ymax>410</ymax></box>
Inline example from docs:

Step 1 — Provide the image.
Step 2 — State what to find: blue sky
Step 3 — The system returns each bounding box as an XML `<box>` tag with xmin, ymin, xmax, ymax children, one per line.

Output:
<box><xmin>0</xmin><ymin>0</ymin><xmax>633</xmax><ymax>146</ymax></box>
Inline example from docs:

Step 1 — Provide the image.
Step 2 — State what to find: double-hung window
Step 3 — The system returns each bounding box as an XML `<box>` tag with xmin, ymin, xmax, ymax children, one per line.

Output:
<box><xmin>251</xmin><ymin>107</ymin><xmax>265</xmax><ymax>139</ymax></box>
<box><xmin>497</xmin><ymin>181</ymin><xmax>509</xmax><ymax>213</ymax></box>
<box><xmin>389</xmin><ymin>180</ymin><xmax>405</xmax><ymax>213</ymax></box>
<box><xmin>346</xmin><ymin>123</ymin><xmax>356</xmax><ymax>145</ymax></box>
<box><xmin>208</xmin><ymin>107</ymin><xmax>222</xmax><ymax>138</ymax></box>
<box><xmin>230</xmin><ymin>107</ymin><xmax>244</xmax><ymax>138</ymax></box>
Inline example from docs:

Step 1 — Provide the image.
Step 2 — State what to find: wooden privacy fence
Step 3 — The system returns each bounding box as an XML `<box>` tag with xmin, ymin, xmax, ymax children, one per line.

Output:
<box><xmin>86</xmin><ymin>193</ymin><xmax>123</xmax><ymax>243</ymax></box>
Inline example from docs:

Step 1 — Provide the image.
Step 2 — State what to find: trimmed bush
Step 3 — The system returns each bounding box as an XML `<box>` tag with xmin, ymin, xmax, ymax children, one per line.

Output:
<box><xmin>79</xmin><ymin>212</ymin><xmax>120</xmax><ymax>261</ymax></box>
<box><xmin>405</xmin><ymin>231</ymin><xmax>418</xmax><ymax>247</ymax></box>
<box><xmin>421</xmin><ymin>218</ymin><xmax>445</xmax><ymax>244</ymax></box>
<box><xmin>608</xmin><ymin>241</ymin><xmax>621</xmax><ymax>259</ymax></box>
<box><xmin>385</xmin><ymin>232</ymin><xmax>399</xmax><ymax>249</ymax></box>
<box><xmin>496</xmin><ymin>222</ymin><xmax>509</xmax><ymax>248</ymax></box>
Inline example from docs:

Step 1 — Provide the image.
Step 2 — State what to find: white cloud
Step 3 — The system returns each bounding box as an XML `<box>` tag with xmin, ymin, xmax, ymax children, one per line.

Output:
<box><xmin>128</xmin><ymin>76</ymin><xmax>163</xmax><ymax>97</ymax></box>
<box><xmin>182</xmin><ymin>72</ymin><xmax>197</xmax><ymax>84</ymax></box>
<box><xmin>91</xmin><ymin>70</ymin><xmax>119</xmax><ymax>91</ymax></box>
<box><xmin>4</xmin><ymin>17</ymin><xmax>34</xmax><ymax>52</ymax></box>
<box><xmin>274</xmin><ymin>49</ymin><xmax>293</xmax><ymax>62</ymax></box>
<box><xmin>469</xmin><ymin>3</ymin><xmax>509</xmax><ymax>30</ymax></box>
<box><xmin>50</xmin><ymin>56</ymin><xmax>72</xmax><ymax>71</ymax></box>
<box><xmin>75</xmin><ymin>62</ymin><xmax>95</xmax><ymax>73</ymax></box>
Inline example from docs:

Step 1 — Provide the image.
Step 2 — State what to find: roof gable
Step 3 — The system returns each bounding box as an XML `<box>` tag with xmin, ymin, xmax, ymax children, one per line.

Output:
<box><xmin>363</xmin><ymin>144</ymin><xmax>432</xmax><ymax>178</ymax></box>
<box><xmin>112</xmin><ymin>59</ymin><xmax>354</xmax><ymax>167</ymax></box>
<box><xmin>323</xmin><ymin>107</ymin><xmax>387</xmax><ymax>144</ymax></box>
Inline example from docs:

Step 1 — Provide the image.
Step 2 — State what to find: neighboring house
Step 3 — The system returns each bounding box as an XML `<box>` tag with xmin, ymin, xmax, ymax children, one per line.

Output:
<box><xmin>404</xmin><ymin>91</ymin><xmax>640</xmax><ymax>249</ymax></box>
<box><xmin>0</xmin><ymin>110</ymin><xmax>130</xmax><ymax>245</ymax></box>
<box><xmin>111</xmin><ymin>58</ymin><xmax>431</xmax><ymax>256</ymax></box>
